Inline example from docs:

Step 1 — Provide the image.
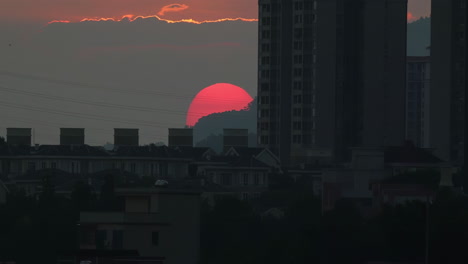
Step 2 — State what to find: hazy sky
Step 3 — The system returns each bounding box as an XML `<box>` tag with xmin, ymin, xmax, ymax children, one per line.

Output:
<box><xmin>0</xmin><ymin>0</ymin><xmax>431</xmax><ymax>145</ymax></box>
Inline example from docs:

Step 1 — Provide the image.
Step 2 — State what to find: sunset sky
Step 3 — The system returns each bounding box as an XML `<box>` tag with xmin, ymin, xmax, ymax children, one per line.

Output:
<box><xmin>0</xmin><ymin>0</ymin><xmax>431</xmax><ymax>145</ymax></box>
<box><xmin>1</xmin><ymin>0</ymin><xmax>430</xmax><ymax>23</ymax></box>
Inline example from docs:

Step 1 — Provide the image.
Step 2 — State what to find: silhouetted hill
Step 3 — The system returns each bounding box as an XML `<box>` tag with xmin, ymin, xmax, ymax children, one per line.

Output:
<box><xmin>194</xmin><ymin>98</ymin><xmax>257</xmax><ymax>153</ymax></box>
<box><xmin>407</xmin><ymin>17</ymin><xmax>430</xmax><ymax>56</ymax></box>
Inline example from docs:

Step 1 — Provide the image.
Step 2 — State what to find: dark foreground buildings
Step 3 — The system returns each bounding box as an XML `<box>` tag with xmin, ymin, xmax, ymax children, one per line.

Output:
<box><xmin>257</xmin><ymin>0</ymin><xmax>408</xmax><ymax>166</ymax></box>
<box><xmin>430</xmin><ymin>0</ymin><xmax>466</xmax><ymax>164</ymax></box>
<box><xmin>430</xmin><ymin>0</ymin><xmax>467</xmax><ymax>190</ymax></box>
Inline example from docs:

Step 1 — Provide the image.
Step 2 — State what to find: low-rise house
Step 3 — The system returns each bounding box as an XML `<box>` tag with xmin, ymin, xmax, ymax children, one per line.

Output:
<box><xmin>0</xmin><ymin>144</ymin><xmax>195</xmax><ymax>180</ymax></box>
<box><xmin>371</xmin><ymin>183</ymin><xmax>434</xmax><ymax>207</ymax></box>
<box><xmin>195</xmin><ymin>147</ymin><xmax>281</xmax><ymax>203</ymax></box>
<box><xmin>322</xmin><ymin>142</ymin><xmax>444</xmax><ymax>212</ymax></box>
<box><xmin>78</xmin><ymin>187</ymin><xmax>201</xmax><ymax>264</ymax></box>
<box><xmin>0</xmin><ymin>180</ymin><xmax>8</xmax><ymax>204</ymax></box>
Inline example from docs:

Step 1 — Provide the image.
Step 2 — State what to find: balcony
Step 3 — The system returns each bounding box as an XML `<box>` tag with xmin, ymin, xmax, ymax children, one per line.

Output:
<box><xmin>80</xmin><ymin>212</ymin><xmax>170</xmax><ymax>225</ymax></box>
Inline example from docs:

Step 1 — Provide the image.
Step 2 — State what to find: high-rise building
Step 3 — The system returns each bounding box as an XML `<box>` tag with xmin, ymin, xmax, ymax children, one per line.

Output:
<box><xmin>430</xmin><ymin>0</ymin><xmax>466</xmax><ymax>163</ymax></box>
<box><xmin>257</xmin><ymin>0</ymin><xmax>408</xmax><ymax>166</ymax></box>
<box><xmin>406</xmin><ymin>56</ymin><xmax>431</xmax><ymax>148</ymax></box>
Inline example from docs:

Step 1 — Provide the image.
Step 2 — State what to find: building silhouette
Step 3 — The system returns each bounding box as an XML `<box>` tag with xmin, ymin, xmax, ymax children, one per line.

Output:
<box><xmin>257</xmin><ymin>0</ymin><xmax>408</xmax><ymax>166</ymax></box>
<box><xmin>406</xmin><ymin>56</ymin><xmax>431</xmax><ymax>148</ymax></box>
<box><xmin>430</xmin><ymin>0</ymin><xmax>466</xmax><ymax>164</ymax></box>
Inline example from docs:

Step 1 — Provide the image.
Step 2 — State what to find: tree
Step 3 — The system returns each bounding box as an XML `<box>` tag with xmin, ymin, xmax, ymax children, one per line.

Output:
<box><xmin>322</xmin><ymin>199</ymin><xmax>365</xmax><ymax>264</ymax></box>
<box><xmin>0</xmin><ymin>136</ymin><xmax>6</xmax><ymax>146</ymax></box>
<box><xmin>39</xmin><ymin>174</ymin><xmax>56</xmax><ymax>204</ymax></box>
<box><xmin>99</xmin><ymin>174</ymin><xmax>119</xmax><ymax>210</ymax></box>
<box><xmin>71</xmin><ymin>181</ymin><xmax>96</xmax><ymax>212</ymax></box>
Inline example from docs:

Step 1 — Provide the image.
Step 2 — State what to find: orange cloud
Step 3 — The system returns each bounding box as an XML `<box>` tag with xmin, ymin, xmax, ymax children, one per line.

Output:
<box><xmin>407</xmin><ymin>12</ymin><xmax>416</xmax><ymax>22</ymax></box>
<box><xmin>157</xmin><ymin>3</ymin><xmax>189</xmax><ymax>16</ymax></box>
<box><xmin>47</xmin><ymin>14</ymin><xmax>257</xmax><ymax>25</ymax></box>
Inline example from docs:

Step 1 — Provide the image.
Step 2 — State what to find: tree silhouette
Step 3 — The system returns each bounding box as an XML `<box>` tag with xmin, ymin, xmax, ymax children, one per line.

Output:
<box><xmin>71</xmin><ymin>181</ymin><xmax>96</xmax><ymax>212</ymax></box>
<box><xmin>99</xmin><ymin>174</ymin><xmax>120</xmax><ymax>210</ymax></box>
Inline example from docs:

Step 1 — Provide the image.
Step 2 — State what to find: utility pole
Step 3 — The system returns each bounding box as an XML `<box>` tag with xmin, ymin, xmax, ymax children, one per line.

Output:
<box><xmin>464</xmin><ymin>0</ymin><xmax>468</xmax><ymax>193</ymax></box>
<box><xmin>425</xmin><ymin>196</ymin><xmax>430</xmax><ymax>264</ymax></box>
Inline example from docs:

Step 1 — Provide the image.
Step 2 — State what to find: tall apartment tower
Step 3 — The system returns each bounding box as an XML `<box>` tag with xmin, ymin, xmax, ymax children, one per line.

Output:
<box><xmin>406</xmin><ymin>56</ymin><xmax>431</xmax><ymax>148</ymax></box>
<box><xmin>430</xmin><ymin>0</ymin><xmax>466</xmax><ymax>163</ymax></box>
<box><xmin>258</xmin><ymin>0</ymin><xmax>407</xmax><ymax>166</ymax></box>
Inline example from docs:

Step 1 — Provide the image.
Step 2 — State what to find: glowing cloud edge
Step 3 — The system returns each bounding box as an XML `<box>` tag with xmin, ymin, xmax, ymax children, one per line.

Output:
<box><xmin>47</xmin><ymin>14</ymin><xmax>258</xmax><ymax>26</ymax></box>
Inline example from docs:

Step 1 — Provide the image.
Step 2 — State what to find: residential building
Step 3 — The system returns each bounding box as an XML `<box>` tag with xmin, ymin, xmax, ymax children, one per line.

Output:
<box><xmin>195</xmin><ymin>147</ymin><xmax>281</xmax><ymax>203</ymax></box>
<box><xmin>78</xmin><ymin>187</ymin><xmax>201</xmax><ymax>264</ymax></box>
<box><xmin>258</xmin><ymin>0</ymin><xmax>408</xmax><ymax>166</ymax></box>
<box><xmin>0</xmin><ymin>128</ymin><xmax>282</xmax><ymax>202</ymax></box>
<box><xmin>322</xmin><ymin>142</ymin><xmax>444</xmax><ymax>212</ymax></box>
<box><xmin>430</xmin><ymin>0</ymin><xmax>466</xmax><ymax>163</ymax></box>
<box><xmin>406</xmin><ymin>56</ymin><xmax>431</xmax><ymax>148</ymax></box>
<box><xmin>0</xmin><ymin>180</ymin><xmax>8</xmax><ymax>204</ymax></box>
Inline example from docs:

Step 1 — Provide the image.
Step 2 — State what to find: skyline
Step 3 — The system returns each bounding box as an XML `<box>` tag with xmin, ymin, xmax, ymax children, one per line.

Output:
<box><xmin>0</xmin><ymin>0</ymin><xmax>431</xmax><ymax>145</ymax></box>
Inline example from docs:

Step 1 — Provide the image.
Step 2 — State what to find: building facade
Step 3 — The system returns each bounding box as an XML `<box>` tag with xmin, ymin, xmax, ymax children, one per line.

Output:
<box><xmin>258</xmin><ymin>0</ymin><xmax>408</xmax><ymax>166</ymax></box>
<box><xmin>430</xmin><ymin>0</ymin><xmax>467</xmax><ymax>163</ymax></box>
<box><xmin>78</xmin><ymin>188</ymin><xmax>201</xmax><ymax>264</ymax></box>
<box><xmin>406</xmin><ymin>56</ymin><xmax>431</xmax><ymax>148</ymax></box>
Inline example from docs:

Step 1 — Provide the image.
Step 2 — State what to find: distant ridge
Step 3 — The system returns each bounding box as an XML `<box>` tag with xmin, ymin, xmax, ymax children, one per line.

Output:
<box><xmin>407</xmin><ymin>17</ymin><xmax>431</xmax><ymax>57</ymax></box>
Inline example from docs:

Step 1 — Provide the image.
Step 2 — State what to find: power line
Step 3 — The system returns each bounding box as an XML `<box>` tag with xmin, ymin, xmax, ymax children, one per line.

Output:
<box><xmin>0</xmin><ymin>84</ymin><xmax>250</xmax><ymax>117</ymax></box>
<box><xmin>0</xmin><ymin>100</ymin><xmax>181</xmax><ymax>129</ymax></box>
<box><xmin>0</xmin><ymin>70</ymin><xmax>256</xmax><ymax>104</ymax></box>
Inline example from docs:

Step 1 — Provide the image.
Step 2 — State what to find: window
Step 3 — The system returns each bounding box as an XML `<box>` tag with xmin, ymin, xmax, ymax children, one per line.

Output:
<box><xmin>261</xmin><ymin>109</ymin><xmax>270</xmax><ymax>117</ymax></box>
<box><xmin>262</xmin><ymin>17</ymin><xmax>271</xmax><ymax>26</ymax></box>
<box><xmin>294</xmin><ymin>15</ymin><xmax>303</xmax><ymax>24</ymax></box>
<box><xmin>261</xmin><ymin>122</ymin><xmax>269</xmax><ymax>130</ymax></box>
<box><xmin>221</xmin><ymin>173</ymin><xmax>232</xmax><ymax>186</ymax></box>
<box><xmin>294</xmin><ymin>68</ymin><xmax>302</xmax><ymax>77</ymax></box>
<box><xmin>130</xmin><ymin>163</ymin><xmax>136</xmax><ymax>173</ymax></box>
<box><xmin>294</xmin><ymin>28</ymin><xmax>303</xmax><ymax>38</ymax></box>
<box><xmin>242</xmin><ymin>193</ymin><xmax>249</xmax><ymax>200</ymax></box>
<box><xmin>254</xmin><ymin>173</ymin><xmax>260</xmax><ymax>185</ymax></box>
<box><xmin>262</xmin><ymin>43</ymin><xmax>270</xmax><ymax>52</ymax></box>
<box><xmin>261</xmin><ymin>70</ymin><xmax>270</xmax><ymax>78</ymax></box>
<box><xmin>261</xmin><ymin>96</ymin><xmax>270</xmax><ymax>104</ymax></box>
<box><xmin>120</xmin><ymin>162</ymin><xmax>125</xmax><ymax>170</ymax></box>
<box><xmin>293</xmin><ymin>81</ymin><xmax>302</xmax><ymax>90</ymax></box>
<box><xmin>152</xmin><ymin>232</ymin><xmax>159</xmax><ymax>246</ymax></box>
<box><xmin>28</xmin><ymin>162</ymin><xmax>35</xmax><ymax>171</ymax></box>
<box><xmin>293</xmin><ymin>134</ymin><xmax>303</xmax><ymax>144</ymax></box>
<box><xmin>261</xmin><ymin>56</ymin><xmax>270</xmax><ymax>65</ymax></box>
<box><xmin>51</xmin><ymin>162</ymin><xmax>57</xmax><ymax>169</ymax></box>
<box><xmin>294</xmin><ymin>1</ymin><xmax>303</xmax><ymax>10</ymax></box>
<box><xmin>71</xmin><ymin>162</ymin><xmax>75</xmax><ymax>174</ymax></box>
<box><xmin>294</xmin><ymin>55</ymin><xmax>303</xmax><ymax>64</ymax></box>
<box><xmin>262</xmin><ymin>30</ymin><xmax>270</xmax><ymax>39</ymax></box>
<box><xmin>262</xmin><ymin>4</ymin><xmax>271</xmax><ymax>12</ymax></box>
<box><xmin>293</xmin><ymin>95</ymin><xmax>302</xmax><ymax>104</ymax></box>
<box><xmin>294</xmin><ymin>41</ymin><xmax>303</xmax><ymax>50</ymax></box>
<box><xmin>261</xmin><ymin>135</ymin><xmax>269</xmax><ymax>144</ymax></box>
<box><xmin>95</xmin><ymin>230</ymin><xmax>108</xmax><ymax>250</ymax></box>
<box><xmin>261</xmin><ymin>83</ymin><xmax>270</xmax><ymax>91</ymax></box>
<box><xmin>113</xmin><ymin>230</ymin><xmax>123</xmax><ymax>250</ymax></box>
<box><xmin>243</xmin><ymin>173</ymin><xmax>249</xmax><ymax>186</ymax></box>
<box><xmin>293</xmin><ymin>108</ymin><xmax>302</xmax><ymax>117</ymax></box>
<box><xmin>293</xmin><ymin>121</ymin><xmax>302</xmax><ymax>130</ymax></box>
<box><xmin>252</xmin><ymin>193</ymin><xmax>261</xmax><ymax>199</ymax></box>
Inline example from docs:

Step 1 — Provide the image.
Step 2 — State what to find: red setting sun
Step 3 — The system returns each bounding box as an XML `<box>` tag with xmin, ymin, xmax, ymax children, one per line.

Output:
<box><xmin>186</xmin><ymin>83</ymin><xmax>253</xmax><ymax>127</ymax></box>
